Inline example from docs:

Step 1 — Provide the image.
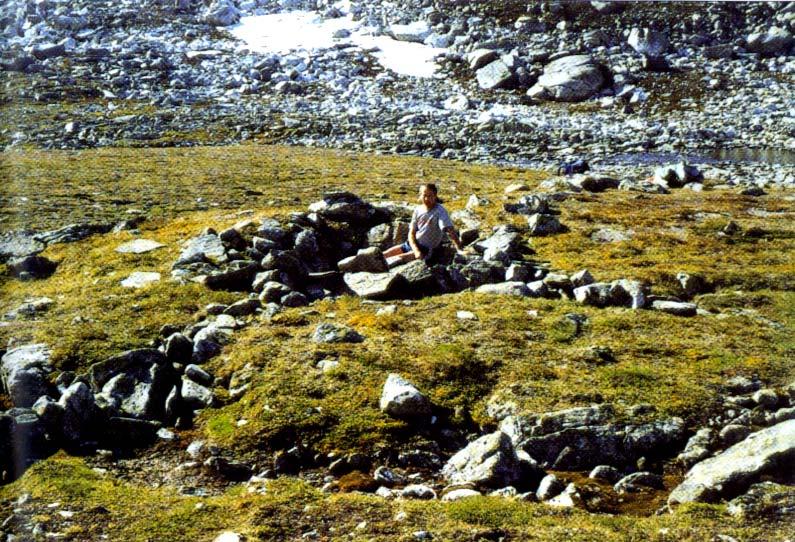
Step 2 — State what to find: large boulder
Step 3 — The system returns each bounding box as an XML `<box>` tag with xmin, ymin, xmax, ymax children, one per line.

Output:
<box><xmin>97</xmin><ymin>361</ymin><xmax>176</xmax><ymax>421</ymax></box>
<box><xmin>174</xmin><ymin>233</ymin><xmax>227</xmax><ymax>267</ymax></box>
<box><xmin>200</xmin><ymin>261</ymin><xmax>259</xmax><ymax>291</ymax></box>
<box><xmin>627</xmin><ymin>28</ymin><xmax>670</xmax><ymax>58</ymax></box>
<box><xmin>89</xmin><ymin>349</ymin><xmax>168</xmax><ymax>390</ymax></box>
<box><xmin>746</xmin><ymin>27</ymin><xmax>794</xmax><ymax>56</ymax></box>
<box><xmin>669</xmin><ymin>420</ymin><xmax>795</xmax><ymax>505</ymax></box>
<box><xmin>0</xmin><ymin>231</ymin><xmax>44</xmax><ymax>262</ymax></box>
<box><xmin>308</xmin><ymin>192</ymin><xmax>384</xmax><ymax>225</ymax></box>
<box><xmin>392</xmin><ymin>260</ymin><xmax>443</xmax><ymax>297</ymax></box>
<box><xmin>379</xmin><ymin>373</ymin><xmax>431</xmax><ymax>420</ymax></box>
<box><xmin>390</xmin><ymin>21</ymin><xmax>432</xmax><ymax>43</ymax></box>
<box><xmin>475</xmin><ymin>282</ymin><xmax>530</xmax><ymax>296</ymax></box>
<box><xmin>1</xmin><ymin>344</ymin><xmax>52</xmax><ymax>408</ymax></box>
<box><xmin>442</xmin><ymin>431</ymin><xmax>524</xmax><ymax>489</ymax></box>
<box><xmin>338</xmin><ymin>247</ymin><xmax>388</xmax><ymax>273</ymax></box>
<box><xmin>59</xmin><ymin>382</ymin><xmax>103</xmax><ymax>446</ymax></box>
<box><xmin>203</xmin><ymin>0</ymin><xmax>240</xmax><ymax>26</ymax></box>
<box><xmin>500</xmin><ymin>406</ymin><xmax>685</xmax><ymax>470</ymax></box>
<box><xmin>476</xmin><ymin>59</ymin><xmax>514</xmax><ymax>90</ymax></box>
<box><xmin>344</xmin><ymin>272</ymin><xmax>405</xmax><ymax>299</ymax></box>
<box><xmin>528</xmin><ymin>55</ymin><xmax>607</xmax><ymax>102</ymax></box>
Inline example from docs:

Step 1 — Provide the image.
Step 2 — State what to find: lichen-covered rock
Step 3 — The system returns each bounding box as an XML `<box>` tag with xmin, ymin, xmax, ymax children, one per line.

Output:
<box><xmin>312</xmin><ymin>323</ymin><xmax>365</xmax><ymax>344</ymax></box>
<box><xmin>1</xmin><ymin>344</ymin><xmax>52</xmax><ymax>408</ymax></box>
<box><xmin>442</xmin><ymin>431</ymin><xmax>524</xmax><ymax>489</ymax></box>
<box><xmin>379</xmin><ymin>373</ymin><xmax>431</xmax><ymax>420</ymax></box>
<box><xmin>528</xmin><ymin>55</ymin><xmax>607</xmax><ymax>102</ymax></box>
<box><xmin>338</xmin><ymin>247</ymin><xmax>388</xmax><ymax>273</ymax></box>
<box><xmin>669</xmin><ymin>420</ymin><xmax>795</xmax><ymax>505</ymax></box>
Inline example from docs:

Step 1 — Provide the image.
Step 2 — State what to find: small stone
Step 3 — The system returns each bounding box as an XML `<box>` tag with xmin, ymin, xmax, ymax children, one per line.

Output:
<box><xmin>121</xmin><ymin>272</ymin><xmax>161</xmax><ymax>288</ymax></box>
<box><xmin>115</xmin><ymin>240</ymin><xmax>165</xmax><ymax>254</ymax></box>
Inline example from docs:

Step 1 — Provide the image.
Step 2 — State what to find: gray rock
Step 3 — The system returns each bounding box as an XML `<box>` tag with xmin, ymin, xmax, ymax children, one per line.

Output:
<box><xmin>570</xmin><ymin>269</ymin><xmax>595</xmax><ymax>288</ymax></box>
<box><xmin>720</xmin><ymin>424</ymin><xmax>752</xmax><ymax>447</ymax></box>
<box><xmin>259</xmin><ymin>281</ymin><xmax>293</xmax><ymax>304</ymax></box>
<box><xmin>7</xmin><ymin>255</ymin><xmax>57</xmax><ymax>279</ymax></box>
<box><xmin>224</xmin><ymin>299</ymin><xmax>261</xmax><ymax>317</ymax></box>
<box><xmin>653</xmin><ymin>162</ymin><xmax>703</xmax><ymax>188</ymax></box>
<box><xmin>476</xmin><ymin>59</ymin><xmax>514</xmax><ymax>90</ymax></box>
<box><xmin>185</xmin><ymin>364</ymin><xmax>214</xmax><ymax>387</ymax></box>
<box><xmin>390</xmin><ymin>21</ymin><xmax>432</xmax><ymax>43</ymax></box>
<box><xmin>628</xmin><ymin>28</ymin><xmax>669</xmax><ymax>58</ymax></box>
<box><xmin>308</xmin><ymin>192</ymin><xmax>380</xmax><ymax>224</ymax></box>
<box><xmin>312</xmin><ymin>323</ymin><xmax>364</xmax><ymax>344</ymax></box>
<box><xmin>89</xmin><ymin>349</ymin><xmax>168</xmax><ymax>389</ymax></box>
<box><xmin>573</xmin><ymin>283</ymin><xmax>612</xmax><ymax>307</ymax></box>
<box><xmin>568</xmin><ymin>175</ymin><xmax>620</xmax><ymax>193</ymax></box>
<box><xmin>380</xmin><ymin>373</ymin><xmax>431</xmax><ymax>420</ymax></box>
<box><xmin>373</xmin><ymin>466</ymin><xmax>406</xmax><ymax>486</ymax></box>
<box><xmin>588</xmin><ymin>465</ymin><xmax>621</xmax><ymax>483</ymax></box>
<box><xmin>442</xmin><ymin>488</ymin><xmax>482</xmax><ymax>501</ymax></box>
<box><xmin>651</xmin><ymin>300</ymin><xmax>697</xmax><ymax>317</ymax></box>
<box><xmin>529</xmin><ymin>55</ymin><xmax>606</xmax><ymax>102</ymax></box>
<box><xmin>392</xmin><ymin>260</ymin><xmax>442</xmax><ymax>297</ymax></box>
<box><xmin>727</xmin><ymin>482</ymin><xmax>795</xmax><ymax>519</ymax></box>
<box><xmin>203</xmin><ymin>0</ymin><xmax>240</xmax><ymax>26</ymax></box>
<box><xmin>752</xmin><ymin>389</ymin><xmax>780</xmax><ymax>409</ymax></box>
<box><xmin>201</xmin><ymin>261</ymin><xmax>259</xmax><ymax>291</ymax></box>
<box><xmin>467</xmin><ymin>49</ymin><xmax>498</xmax><ymax>70</ymax></box>
<box><xmin>59</xmin><ymin>382</ymin><xmax>101</xmax><ymax>445</ymax></box>
<box><xmin>338</xmin><ymin>247</ymin><xmax>388</xmax><ymax>273</ymax></box>
<box><xmin>344</xmin><ymin>271</ymin><xmax>403</xmax><ymax>299</ymax></box>
<box><xmin>669</xmin><ymin>420</ymin><xmax>795</xmax><ymax>505</ymax></box>
<box><xmin>120</xmin><ymin>272</ymin><xmax>161</xmax><ymax>288</ymax></box>
<box><xmin>677</xmin><ymin>428</ymin><xmax>716</xmax><ymax>467</ymax></box>
<box><xmin>280</xmin><ymin>291</ymin><xmax>308</xmax><ymax>307</ymax></box>
<box><xmin>546</xmin><ymin>483</ymin><xmax>582</xmax><ymax>508</ymax></box>
<box><xmin>1</xmin><ymin>344</ymin><xmax>52</xmax><ymax>408</ymax></box>
<box><xmin>746</xmin><ymin>27</ymin><xmax>794</xmax><ymax>56</ymax></box>
<box><xmin>181</xmin><ymin>378</ymin><xmax>214</xmax><ymax>410</ymax></box>
<box><xmin>400</xmin><ymin>484</ymin><xmax>436</xmax><ymax>500</ymax></box>
<box><xmin>676</xmin><ymin>272</ymin><xmax>708</xmax><ymax>298</ymax></box>
<box><xmin>115</xmin><ymin>240</ymin><xmax>165</xmax><ymax>254</ymax></box>
<box><xmin>0</xmin><ymin>231</ymin><xmax>45</xmax><ymax>261</ymax></box>
<box><xmin>527</xmin><ymin>213</ymin><xmax>564</xmax><ymax>236</ymax></box>
<box><xmin>536</xmin><ymin>474</ymin><xmax>566</xmax><ymax>501</ymax></box>
<box><xmin>164</xmin><ymin>333</ymin><xmax>193</xmax><ymax>363</ymax></box>
<box><xmin>98</xmin><ymin>358</ymin><xmax>175</xmax><ymax>421</ymax></box>
<box><xmin>475</xmin><ymin>281</ymin><xmax>530</xmax><ymax>296</ymax></box>
<box><xmin>442</xmin><ymin>431</ymin><xmax>523</xmax><ymax>489</ymax></box>
<box><xmin>174</xmin><ymin>234</ymin><xmax>227</xmax><ymax>267</ymax></box>
<box><xmin>614</xmin><ymin>472</ymin><xmax>664</xmax><ymax>493</ymax></box>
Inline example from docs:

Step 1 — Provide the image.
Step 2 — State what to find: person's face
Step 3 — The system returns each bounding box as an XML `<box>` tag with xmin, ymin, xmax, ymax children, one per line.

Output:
<box><xmin>420</xmin><ymin>186</ymin><xmax>437</xmax><ymax>209</ymax></box>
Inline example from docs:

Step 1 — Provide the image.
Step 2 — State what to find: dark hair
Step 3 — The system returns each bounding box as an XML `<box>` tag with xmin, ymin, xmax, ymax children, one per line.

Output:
<box><xmin>419</xmin><ymin>183</ymin><xmax>443</xmax><ymax>203</ymax></box>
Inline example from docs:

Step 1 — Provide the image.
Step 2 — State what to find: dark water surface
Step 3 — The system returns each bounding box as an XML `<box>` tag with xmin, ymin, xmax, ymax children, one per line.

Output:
<box><xmin>600</xmin><ymin>147</ymin><xmax>795</xmax><ymax>166</ymax></box>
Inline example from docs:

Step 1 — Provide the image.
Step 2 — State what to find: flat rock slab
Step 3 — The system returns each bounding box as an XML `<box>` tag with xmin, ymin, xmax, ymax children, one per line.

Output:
<box><xmin>0</xmin><ymin>231</ymin><xmax>45</xmax><ymax>262</ymax></box>
<box><xmin>668</xmin><ymin>419</ymin><xmax>795</xmax><ymax>505</ymax></box>
<box><xmin>121</xmin><ymin>272</ymin><xmax>161</xmax><ymax>288</ymax></box>
<box><xmin>116</xmin><ymin>239</ymin><xmax>166</xmax><ymax>254</ymax></box>
<box><xmin>652</xmin><ymin>300</ymin><xmax>697</xmax><ymax>317</ymax></box>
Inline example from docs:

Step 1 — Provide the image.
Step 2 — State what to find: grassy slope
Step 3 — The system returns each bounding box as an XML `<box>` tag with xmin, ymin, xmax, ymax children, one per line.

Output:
<box><xmin>1</xmin><ymin>144</ymin><xmax>794</xmax><ymax>540</ymax></box>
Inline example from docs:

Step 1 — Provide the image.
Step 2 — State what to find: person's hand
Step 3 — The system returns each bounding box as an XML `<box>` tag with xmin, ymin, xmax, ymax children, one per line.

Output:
<box><xmin>413</xmin><ymin>249</ymin><xmax>422</xmax><ymax>259</ymax></box>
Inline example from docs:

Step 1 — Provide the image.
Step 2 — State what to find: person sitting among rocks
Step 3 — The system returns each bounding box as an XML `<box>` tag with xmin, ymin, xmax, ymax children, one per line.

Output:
<box><xmin>383</xmin><ymin>183</ymin><xmax>464</xmax><ymax>267</ymax></box>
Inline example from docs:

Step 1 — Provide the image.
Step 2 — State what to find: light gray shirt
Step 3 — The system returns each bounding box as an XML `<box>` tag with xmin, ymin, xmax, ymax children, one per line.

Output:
<box><xmin>411</xmin><ymin>203</ymin><xmax>454</xmax><ymax>249</ymax></box>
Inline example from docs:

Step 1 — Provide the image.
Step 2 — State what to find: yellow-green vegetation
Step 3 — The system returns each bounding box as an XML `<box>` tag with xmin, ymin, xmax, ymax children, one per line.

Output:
<box><xmin>1</xmin><ymin>144</ymin><xmax>794</xmax><ymax>538</ymax></box>
<box><xmin>0</xmin><ymin>454</ymin><xmax>789</xmax><ymax>541</ymax></box>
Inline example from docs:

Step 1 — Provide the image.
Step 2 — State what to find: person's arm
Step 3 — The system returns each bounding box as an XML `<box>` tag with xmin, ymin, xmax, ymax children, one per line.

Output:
<box><xmin>445</xmin><ymin>227</ymin><xmax>464</xmax><ymax>251</ymax></box>
<box><xmin>408</xmin><ymin>215</ymin><xmax>422</xmax><ymax>258</ymax></box>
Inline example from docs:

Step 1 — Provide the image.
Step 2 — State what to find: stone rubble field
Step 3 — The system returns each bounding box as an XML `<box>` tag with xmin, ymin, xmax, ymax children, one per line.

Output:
<box><xmin>1</xmin><ymin>1</ymin><xmax>795</xmax><ymax>541</ymax></box>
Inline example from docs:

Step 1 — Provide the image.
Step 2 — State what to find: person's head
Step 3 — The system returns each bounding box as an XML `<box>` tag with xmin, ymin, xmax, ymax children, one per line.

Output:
<box><xmin>418</xmin><ymin>183</ymin><xmax>441</xmax><ymax>209</ymax></box>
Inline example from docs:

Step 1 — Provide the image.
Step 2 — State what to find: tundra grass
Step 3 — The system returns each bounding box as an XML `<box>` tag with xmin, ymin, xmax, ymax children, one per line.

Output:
<box><xmin>0</xmin><ymin>145</ymin><xmax>793</xmax><ymax>538</ymax></box>
<box><xmin>0</xmin><ymin>454</ymin><xmax>789</xmax><ymax>542</ymax></box>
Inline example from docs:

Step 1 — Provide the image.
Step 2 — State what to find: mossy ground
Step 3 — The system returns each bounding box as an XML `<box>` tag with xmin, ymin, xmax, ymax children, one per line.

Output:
<box><xmin>1</xmin><ymin>144</ymin><xmax>794</xmax><ymax>540</ymax></box>
<box><xmin>1</xmin><ymin>454</ymin><xmax>790</xmax><ymax>541</ymax></box>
